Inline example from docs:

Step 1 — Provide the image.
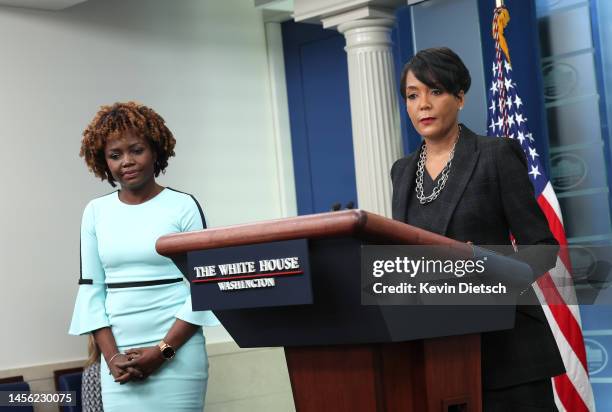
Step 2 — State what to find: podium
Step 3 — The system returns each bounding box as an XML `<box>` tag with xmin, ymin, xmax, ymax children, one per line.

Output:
<box><xmin>157</xmin><ymin>210</ymin><xmax>515</xmax><ymax>412</ymax></box>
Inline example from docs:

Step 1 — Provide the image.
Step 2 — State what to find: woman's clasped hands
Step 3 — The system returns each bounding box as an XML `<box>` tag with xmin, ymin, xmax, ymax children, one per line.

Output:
<box><xmin>108</xmin><ymin>346</ymin><xmax>166</xmax><ymax>384</ymax></box>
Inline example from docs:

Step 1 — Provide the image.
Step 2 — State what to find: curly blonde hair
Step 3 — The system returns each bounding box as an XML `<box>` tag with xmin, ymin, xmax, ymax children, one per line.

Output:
<box><xmin>80</xmin><ymin>101</ymin><xmax>176</xmax><ymax>187</ymax></box>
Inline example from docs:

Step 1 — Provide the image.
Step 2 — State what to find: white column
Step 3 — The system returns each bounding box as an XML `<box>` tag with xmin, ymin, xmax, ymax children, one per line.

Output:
<box><xmin>336</xmin><ymin>17</ymin><xmax>403</xmax><ymax>217</ymax></box>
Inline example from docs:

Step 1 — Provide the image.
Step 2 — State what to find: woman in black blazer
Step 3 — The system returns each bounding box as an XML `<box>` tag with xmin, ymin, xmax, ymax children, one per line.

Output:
<box><xmin>391</xmin><ymin>47</ymin><xmax>565</xmax><ymax>411</ymax></box>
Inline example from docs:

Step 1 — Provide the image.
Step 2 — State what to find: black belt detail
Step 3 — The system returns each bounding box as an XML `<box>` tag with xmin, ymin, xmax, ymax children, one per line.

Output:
<box><xmin>106</xmin><ymin>278</ymin><xmax>184</xmax><ymax>289</ymax></box>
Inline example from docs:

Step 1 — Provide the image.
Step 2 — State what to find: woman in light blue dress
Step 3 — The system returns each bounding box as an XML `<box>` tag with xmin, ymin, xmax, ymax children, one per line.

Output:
<box><xmin>69</xmin><ymin>102</ymin><xmax>217</xmax><ymax>412</ymax></box>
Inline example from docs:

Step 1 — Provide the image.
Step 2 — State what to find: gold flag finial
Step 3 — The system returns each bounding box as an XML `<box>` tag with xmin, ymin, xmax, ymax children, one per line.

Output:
<box><xmin>493</xmin><ymin>5</ymin><xmax>511</xmax><ymax>64</ymax></box>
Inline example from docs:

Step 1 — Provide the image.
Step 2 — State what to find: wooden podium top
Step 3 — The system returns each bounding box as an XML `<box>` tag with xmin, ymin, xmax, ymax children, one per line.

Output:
<box><xmin>156</xmin><ymin>209</ymin><xmax>470</xmax><ymax>257</ymax></box>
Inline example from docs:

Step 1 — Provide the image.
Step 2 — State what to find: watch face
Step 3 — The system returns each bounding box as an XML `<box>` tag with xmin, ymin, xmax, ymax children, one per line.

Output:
<box><xmin>162</xmin><ymin>346</ymin><xmax>175</xmax><ymax>359</ymax></box>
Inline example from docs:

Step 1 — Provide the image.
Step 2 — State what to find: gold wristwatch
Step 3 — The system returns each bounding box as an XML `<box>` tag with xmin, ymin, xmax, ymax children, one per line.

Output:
<box><xmin>158</xmin><ymin>340</ymin><xmax>176</xmax><ymax>360</ymax></box>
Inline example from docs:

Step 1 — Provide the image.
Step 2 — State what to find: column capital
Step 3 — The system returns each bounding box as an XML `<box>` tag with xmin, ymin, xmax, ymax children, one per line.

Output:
<box><xmin>293</xmin><ymin>0</ymin><xmax>405</xmax><ymax>29</ymax></box>
<box><xmin>323</xmin><ymin>7</ymin><xmax>395</xmax><ymax>30</ymax></box>
<box><xmin>337</xmin><ymin>17</ymin><xmax>396</xmax><ymax>50</ymax></box>
<box><xmin>336</xmin><ymin>17</ymin><xmax>396</xmax><ymax>33</ymax></box>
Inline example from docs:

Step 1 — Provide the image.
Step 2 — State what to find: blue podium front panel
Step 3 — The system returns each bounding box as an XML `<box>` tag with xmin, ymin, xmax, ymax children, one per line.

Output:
<box><xmin>187</xmin><ymin>239</ymin><xmax>312</xmax><ymax>311</ymax></box>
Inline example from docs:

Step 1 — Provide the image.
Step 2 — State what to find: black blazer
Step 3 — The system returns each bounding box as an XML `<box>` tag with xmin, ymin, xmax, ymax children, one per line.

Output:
<box><xmin>391</xmin><ymin>125</ymin><xmax>565</xmax><ymax>389</ymax></box>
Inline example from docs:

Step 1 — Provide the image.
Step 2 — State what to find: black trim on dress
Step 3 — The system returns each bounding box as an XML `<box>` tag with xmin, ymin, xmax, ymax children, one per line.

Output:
<box><xmin>106</xmin><ymin>278</ymin><xmax>183</xmax><ymax>289</ymax></box>
<box><xmin>166</xmin><ymin>187</ymin><xmax>207</xmax><ymax>228</ymax></box>
<box><xmin>78</xmin><ymin>191</ymin><xmax>118</xmax><ymax>285</ymax></box>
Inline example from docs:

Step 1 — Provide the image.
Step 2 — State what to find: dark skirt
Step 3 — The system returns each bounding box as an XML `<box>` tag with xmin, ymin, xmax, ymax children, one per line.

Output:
<box><xmin>483</xmin><ymin>378</ymin><xmax>558</xmax><ymax>412</ymax></box>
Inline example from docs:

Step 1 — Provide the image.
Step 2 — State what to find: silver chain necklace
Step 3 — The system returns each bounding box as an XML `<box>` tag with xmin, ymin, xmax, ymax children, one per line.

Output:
<box><xmin>415</xmin><ymin>126</ymin><xmax>461</xmax><ymax>204</ymax></box>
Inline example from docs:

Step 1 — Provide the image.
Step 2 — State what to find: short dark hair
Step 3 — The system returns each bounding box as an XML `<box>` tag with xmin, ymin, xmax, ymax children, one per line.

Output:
<box><xmin>399</xmin><ymin>47</ymin><xmax>471</xmax><ymax>99</ymax></box>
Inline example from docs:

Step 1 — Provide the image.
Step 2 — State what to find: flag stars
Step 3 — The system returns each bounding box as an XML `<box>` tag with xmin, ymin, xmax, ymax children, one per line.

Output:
<box><xmin>514</xmin><ymin>95</ymin><xmax>523</xmax><ymax>109</ymax></box>
<box><xmin>504</xmin><ymin>60</ymin><xmax>512</xmax><ymax>73</ymax></box>
<box><xmin>508</xmin><ymin>115</ymin><xmax>516</xmax><ymax>129</ymax></box>
<box><xmin>491</xmin><ymin>80</ymin><xmax>499</xmax><ymax>95</ymax></box>
<box><xmin>528</xmin><ymin>146</ymin><xmax>539</xmax><ymax>161</ymax></box>
<box><xmin>529</xmin><ymin>165</ymin><xmax>541</xmax><ymax>179</ymax></box>
<box><xmin>487</xmin><ymin>58</ymin><xmax>542</xmax><ymax>183</ymax></box>
<box><xmin>496</xmin><ymin>116</ymin><xmax>504</xmax><ymax>130</ymax></box>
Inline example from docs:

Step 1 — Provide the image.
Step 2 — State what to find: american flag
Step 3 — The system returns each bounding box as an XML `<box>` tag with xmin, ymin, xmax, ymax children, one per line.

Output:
<box><xmin>487</xmin><ymin>5</ymin><xmax>595</xmax><ymax>411</ymax></box>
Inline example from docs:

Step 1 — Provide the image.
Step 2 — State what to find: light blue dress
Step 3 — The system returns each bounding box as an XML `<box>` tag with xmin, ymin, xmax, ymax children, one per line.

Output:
<box><xmin>69</xmin><ymin>188</ymin><xmax>217</xmax><ymax>412</ymax></box>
